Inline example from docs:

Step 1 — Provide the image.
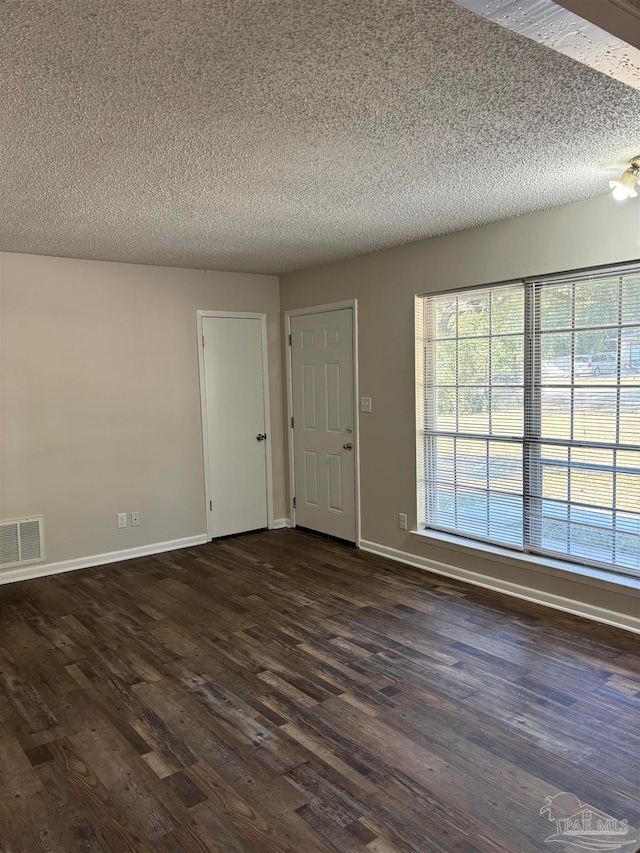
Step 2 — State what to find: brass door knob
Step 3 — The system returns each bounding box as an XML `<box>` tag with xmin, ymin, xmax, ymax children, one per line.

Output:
<box><xmin>343</xmin><ymin>442</ymin><xmax>353</xmax><ymax>450</ymax></box>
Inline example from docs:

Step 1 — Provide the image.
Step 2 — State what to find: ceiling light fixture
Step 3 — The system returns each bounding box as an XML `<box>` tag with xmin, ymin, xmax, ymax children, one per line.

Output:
<box><xmin>609</xmin><ymin>157</ymin><xmax>640</xmax><ymax>201</ymax></box>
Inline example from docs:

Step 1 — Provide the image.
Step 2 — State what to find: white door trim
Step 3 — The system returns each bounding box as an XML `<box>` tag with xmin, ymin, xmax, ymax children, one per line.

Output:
<box><xmin>196</xmin><ymin>310</ymin><xmax>274</xmax><ymax>539</ymax></box>
<box><xmin>284</xmin><ymin>300</ymin><xmax>361</xmax><ymax>547</ymax></box>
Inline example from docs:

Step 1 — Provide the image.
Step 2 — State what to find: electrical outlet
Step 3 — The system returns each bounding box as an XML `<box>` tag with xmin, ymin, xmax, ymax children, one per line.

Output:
<box><xmin>398</xmin><ymin>513</ymin><xmax>408</xmax><ymax>530</ymax></box>
<box><xmin>117</xmin><ymin>513</ymin><xmax>128</xmax><ymax>529</ymax></box>
<box><xmin>131</xmin><ymin>511</ymin><xmax>140</xmax><ymax>527</ymax></box>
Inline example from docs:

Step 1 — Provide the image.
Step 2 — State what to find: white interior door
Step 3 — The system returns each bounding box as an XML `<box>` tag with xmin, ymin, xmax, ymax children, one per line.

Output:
<box><xmin>202</xmin><ymin>315</ymin><xmax>269</xmax><ymax>538</ymax></box>
<box><xmin>291</xmin><ymin>308</ymin><xmax>356</xmax><ymax>542</ymax></box>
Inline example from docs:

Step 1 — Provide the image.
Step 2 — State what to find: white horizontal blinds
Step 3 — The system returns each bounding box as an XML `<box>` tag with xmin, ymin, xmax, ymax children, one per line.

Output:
<box><xmin>528</xmin><ymin>268</ymin><xmax>640</xmax><ymax>576</ymax></box>
<box><xmin>418</xmin><ymin>264</ymin><xmax>640</xmax><ymax>578</ymax></box>
<box><xmin>422</xmin><ymin>284</ymin><xmax>525</xmax><ymax>548</ymax></box>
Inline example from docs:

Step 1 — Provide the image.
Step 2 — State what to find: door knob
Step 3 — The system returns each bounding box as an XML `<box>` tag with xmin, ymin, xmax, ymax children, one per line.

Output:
<box><xmin>343</xmin><ymin>442</ymin><xmax>353</xmax><ymax>450</ymax></box>
<box><xmin>256</xmin><ymin>433</ymin><xmax>267</xmax><ymax>441</ymax></box>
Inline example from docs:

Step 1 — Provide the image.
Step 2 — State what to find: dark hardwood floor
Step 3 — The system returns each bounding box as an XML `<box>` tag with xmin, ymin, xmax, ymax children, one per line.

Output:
<box><xmin>0</xmin><ymin>529</ymin><xmax>638</xmax><ymax>853</ymax></box>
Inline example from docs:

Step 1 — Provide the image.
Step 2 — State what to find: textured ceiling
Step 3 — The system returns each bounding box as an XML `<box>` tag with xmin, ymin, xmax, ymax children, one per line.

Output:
<box><xmin>451</xmin><ymin>0</ymin><xmax>640</xmax><ymax>87</ymax></box>
<box><xmin>1</xmin><ymin>0</ymin><xmax>639</xmax><ymax>275</ymax></box>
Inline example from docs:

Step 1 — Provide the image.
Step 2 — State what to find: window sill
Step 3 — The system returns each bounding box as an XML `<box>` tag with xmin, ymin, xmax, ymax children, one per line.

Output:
<box><xmin>410</xmin><ymin>529</ymin><xmax>640</xmax><ymax>594</ymax></box>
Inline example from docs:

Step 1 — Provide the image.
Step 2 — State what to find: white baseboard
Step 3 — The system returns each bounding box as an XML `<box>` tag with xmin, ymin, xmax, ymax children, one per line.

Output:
<box><xmin>360</xmin><ymin>539</ymin><xmax>640</xmax><ymax>635</ymax></box>
<box><xmin>0</xmin><ymin>534</ymin><xmax>209</xmax><ymax>587</ymax></box>
<box><xmin>270</xmin><ymin>518</ymin><xmax>291</xmax><ymax>529</ymax></box>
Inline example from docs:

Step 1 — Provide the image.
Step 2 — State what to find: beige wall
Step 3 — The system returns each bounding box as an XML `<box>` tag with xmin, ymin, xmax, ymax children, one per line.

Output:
<box><xmin>0</xmin><ymin>252</ymin><xmax>286</xmax><ymax>565</ymax></box>
<box><xmin>281</xmin><ymin>195</ymin><xmax>640</xmax><ymax>621</ymax></box>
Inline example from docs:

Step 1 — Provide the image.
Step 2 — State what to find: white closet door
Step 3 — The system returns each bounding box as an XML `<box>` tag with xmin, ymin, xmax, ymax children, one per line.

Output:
<box><xmin>202</xmin><ymin>316</ymin><xmax>268</xmax><ymax>537</ymax></box>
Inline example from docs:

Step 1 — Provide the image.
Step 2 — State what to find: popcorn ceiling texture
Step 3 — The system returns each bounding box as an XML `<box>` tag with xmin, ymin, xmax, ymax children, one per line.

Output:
<box><xmin>452</xmin><ymin>0</ymin><xmax>640</xmax><ymax>87</ymax></box>
<box><xmin>1</xmin><ymin>0</ymin><xmax>639</xmax><ymax>274</ymax></box>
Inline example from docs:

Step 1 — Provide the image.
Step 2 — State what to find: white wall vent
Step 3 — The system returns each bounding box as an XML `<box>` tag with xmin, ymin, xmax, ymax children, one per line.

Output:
<box><xmin>0</xmin><ymin>517</ymin><xmax>45</xmax><ymax>569</ymax></box>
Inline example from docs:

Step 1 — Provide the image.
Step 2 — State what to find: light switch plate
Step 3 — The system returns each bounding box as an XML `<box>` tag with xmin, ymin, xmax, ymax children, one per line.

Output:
<box><xmin>360</xmin><ymin>396</ymin><xmax>372</xmax><ymax>413</ymax></box>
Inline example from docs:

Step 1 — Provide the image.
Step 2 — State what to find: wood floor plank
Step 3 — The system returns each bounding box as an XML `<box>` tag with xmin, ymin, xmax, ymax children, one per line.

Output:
<box><xmin>0</xmin><ymin>528</ymin><xmax>638</xmax><ymax>852</ymax></box>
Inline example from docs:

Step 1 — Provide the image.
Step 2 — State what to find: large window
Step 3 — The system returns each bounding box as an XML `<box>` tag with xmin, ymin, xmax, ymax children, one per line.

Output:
<box><xmin>416</xmin><ymin>264</ymin><xmax>640</xmax><ymax>578</ymax></box>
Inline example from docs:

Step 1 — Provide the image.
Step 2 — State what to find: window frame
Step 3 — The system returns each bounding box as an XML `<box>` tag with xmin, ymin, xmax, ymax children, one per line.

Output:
<box><xmin>415</xmin><ymin>260</ymin><xmax>640</xmax><ymax>581</ymax></box>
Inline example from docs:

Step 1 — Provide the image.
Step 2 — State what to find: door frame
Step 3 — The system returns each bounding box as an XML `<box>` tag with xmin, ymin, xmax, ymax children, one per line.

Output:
<box><xmin>197</xmin><ymin>310</ymin><xmax>275</xmax><ymax>540</ymax></box>
<box><xmin>284</xmin><ymin>300</ymin><xmax>361</xmax><ymax>547</ymax></box>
